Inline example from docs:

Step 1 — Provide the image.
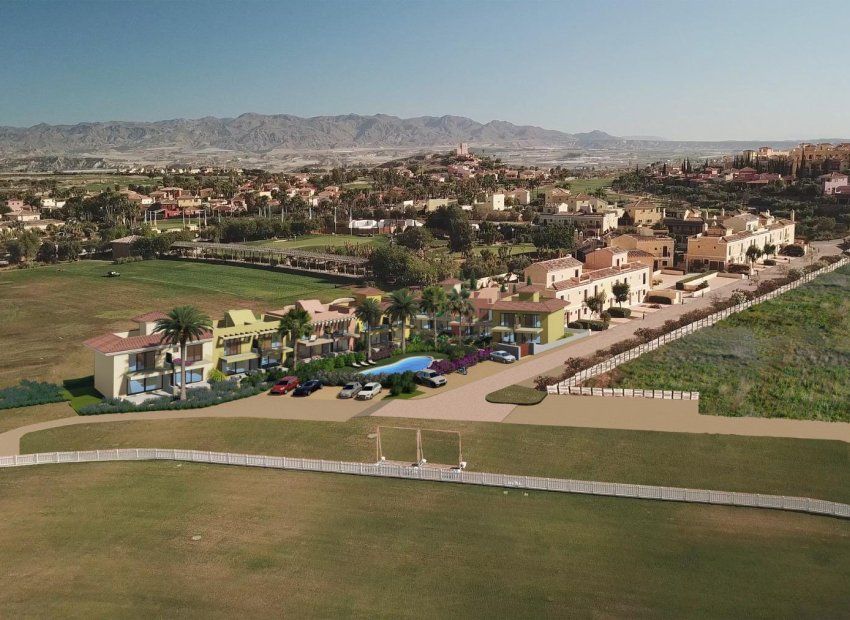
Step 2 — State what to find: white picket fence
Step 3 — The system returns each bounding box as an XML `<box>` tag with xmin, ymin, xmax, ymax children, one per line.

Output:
<box><xmin>1</xmin><ymin>448</ymin><xmax>848</xmax><ymax>520</ymax></box>
<box><xmin>562</xmin><ymin>387</ymin><xmax>700</xmax><ymax>400</ymax></box>
<box><xmin>549</xmin><ymin>257</ymin><xmax>850</xmax><ymax>393</ymax></box>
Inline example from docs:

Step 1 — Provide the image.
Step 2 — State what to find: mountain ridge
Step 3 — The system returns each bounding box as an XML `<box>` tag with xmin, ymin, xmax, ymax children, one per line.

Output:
<box><xmin>0</xmin><ymin>113</ymin><xmax>626</xmax><ymax>157</ymax></box>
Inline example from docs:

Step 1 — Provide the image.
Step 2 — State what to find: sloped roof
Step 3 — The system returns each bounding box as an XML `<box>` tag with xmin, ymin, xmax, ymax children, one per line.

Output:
<box><xmin>84</xmin><ymin>329</ymin><xmax>211</xmax><ymax>355</ymax></box>
<box><xmin>528</xmin><ymin>256</ymin><xmax>582</xmax><ymax>271</ymax></box>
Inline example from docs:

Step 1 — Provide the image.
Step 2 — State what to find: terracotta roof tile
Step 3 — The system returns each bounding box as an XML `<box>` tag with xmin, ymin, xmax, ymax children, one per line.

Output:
<box><xmin>84</xmin><ymin>329</ymin><xmax>211</xmax><ymax>355</ymax></box>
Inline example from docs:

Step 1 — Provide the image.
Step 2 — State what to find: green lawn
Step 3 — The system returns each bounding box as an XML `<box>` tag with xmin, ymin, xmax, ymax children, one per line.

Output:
<box><xmin>588</xmin><ymin>266</ymin><xmax>850</xmax><ymax>422</ymax></box>
<box><xmin>22</xmin><ymin>416</ymin><xmax>850</xmax><ymax>503</ymax></box>
<box><xmin>0</xmin><ymin>461</ymin><xmax>847</xmax><ymax>618</ymax></box>
<box><xmin>0</xmin><ymin>259</ymin><xmax>348</xmax><ymax>387</ymax></box>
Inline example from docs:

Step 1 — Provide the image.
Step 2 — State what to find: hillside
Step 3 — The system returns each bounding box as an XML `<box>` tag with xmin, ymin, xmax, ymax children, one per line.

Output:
<box><xmin>0</xmin><ymin>113</ymin><xmax>627</xmax><ymax>157</ymax></box>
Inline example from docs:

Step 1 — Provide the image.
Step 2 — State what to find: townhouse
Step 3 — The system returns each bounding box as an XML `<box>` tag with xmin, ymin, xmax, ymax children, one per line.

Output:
<box><xmin>267</xmin><ymin>298</ymin><xmax>359</xmax><ymax>360</ymax></box>
<box><xmin>684</xmin><ymin>212</ymin><xmax>796</xmax><ymax>271</ymax></box>
<box><xmin>84</xmin><ymin>312</ymin><xmax>215</xmax><ymax>399</ymax></box>
<box><xmin>609</xmin><ymin>230</ymin><xmax>675</xmax><ymax>270</ymax></box>
<box><xmin>211</xmin><ymin>310</ymin><xmax>289</xmax><ymax>375</ymax></box>
<box><xmin>523</xmin><ymin>250</ymin><xmax>651</xmax><ymax>323</ymax></box>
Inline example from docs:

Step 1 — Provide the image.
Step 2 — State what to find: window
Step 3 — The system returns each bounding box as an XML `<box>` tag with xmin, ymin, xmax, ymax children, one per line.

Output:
<box><xmin>129</xmin><ymin>351</ymin><xmax>156</xmax><ymax>372</ymax></box>
<box><xmin>224</xmin><ymin>338</ymin><xmax>241</xmax><ymax>356</ymax></box>
<box><xmin>184</xmin><ymin>344</ymin><xmax>203</xmax><ymax>363</ymax></box>
<box><xmin>173</xmin><ymin>368</ymin><xmax>203</xmax><ymax>386</ymax></box>
<box><xmin>127</xmin><ymin>375</ymin><xmax>160</xmax><ymax>394</ymax></box>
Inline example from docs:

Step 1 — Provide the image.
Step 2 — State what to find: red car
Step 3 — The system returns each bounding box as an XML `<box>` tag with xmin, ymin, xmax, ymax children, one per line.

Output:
<box><xmin>269</xmin><ymin>376</ymin><xmax>299</xmax><ymax>395</ymax></box>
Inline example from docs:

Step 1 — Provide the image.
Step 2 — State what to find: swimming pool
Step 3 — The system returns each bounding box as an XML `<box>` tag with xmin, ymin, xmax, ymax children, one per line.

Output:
<box><xmin>360</xmin><ymin>355</ymin><xmax>433</xmax><ymax>376</ymax></box>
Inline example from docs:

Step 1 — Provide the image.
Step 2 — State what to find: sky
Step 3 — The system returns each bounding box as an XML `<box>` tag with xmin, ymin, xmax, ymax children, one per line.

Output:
<box><xmin>1</xmin><ymin>0</ymin><xmax>848</xmax><ymax>141</ymax></box>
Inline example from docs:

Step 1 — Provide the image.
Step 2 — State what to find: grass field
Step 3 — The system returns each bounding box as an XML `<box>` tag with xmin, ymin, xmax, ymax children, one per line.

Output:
<box><xmin>0</xmin><ymin>461</ymin><xmax>847</xmax><ymax>617</ymax></box>
<box><xmin>485</xmin><ymin>384</ymin><xmax>547</xmax><ymax>405</ymax></box>
<box><xmin>22</xmin><ymin>416</ymin><xmax>850</xmax><ymax>502</ymax></box>
<box><xmin>588</xmin><ymin>266</ymin><xmax>850</xmax><ymax>422</ymax></box>
<box><xmin>0</xmin><ymin>259</ymin><xmax>348</xmax><ymax>387</ymax></box>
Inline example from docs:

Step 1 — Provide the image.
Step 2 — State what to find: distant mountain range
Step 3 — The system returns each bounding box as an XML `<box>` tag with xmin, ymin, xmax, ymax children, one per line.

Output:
<box><xmin>0</xmin><ymin>113</ymin><xmax>631</xmax><ymax>157</ymax></box>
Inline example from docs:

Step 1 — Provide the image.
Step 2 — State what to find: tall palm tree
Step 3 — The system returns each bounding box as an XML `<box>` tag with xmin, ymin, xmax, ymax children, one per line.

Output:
<box><xmin>154</xmin><ymin>306</ymin><xmax>212</xmax><ymax>401</ymax></box>
<box><xmin>447</xmin><ymin>286</ymin><xmax>475</xmax><ymax>344</ymax></box>
<box><xmin>354</xmin><ymin>298</ymin><xmax>383</xmax><ymax>363</ymax></box>
<box><xmin>386</xmin><ymin>288</ymin><xmax>418</xmax><ymax>355</ymax></box>
<box><xmin>419</xmin><ymin>285</ymin><xmax>447</xmax><ymax>347</ymax></box>
<box><xmin>278</xmin><ymin>307</ymin><xmax>313</xmax><ymax>371</ymax></box>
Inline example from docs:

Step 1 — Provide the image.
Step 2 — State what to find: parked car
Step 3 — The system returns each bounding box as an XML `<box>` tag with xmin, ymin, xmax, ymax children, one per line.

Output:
<box><xmin>356</xmin><ymin>382</ymin><xmax>383</xmax><ymax>400</ymax></box>
<box><xmin>338</xmin><ymin>381</ymin><xmax>363</xmax><ymax>399</ymax></box>
<box><xmin>269</xmin><ymin>376</ymin><xmax>299</xmax><ymax>395</ymax></box>
<box><xmin>292</xmin><ymin>379</ymin><xmax>322</xmax><ymax>396</ymax></box>
<box><xmin>414</xmin><ymin>369</ymin><xmax>448</xmax><ymax>388</ymax></box>
<box><xmin>490</xmin><ymin>350</ymin><xmax>517</xmax><ymax>364</ymax></box>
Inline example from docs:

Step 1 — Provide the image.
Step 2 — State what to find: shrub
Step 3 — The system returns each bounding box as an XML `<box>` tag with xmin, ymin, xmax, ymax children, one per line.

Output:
<box><xmin>567</xmin><ymin>320</ymin><xmax>608</xmax><ymax>331</ymax></box>
<box><xmin>207</xmin><ymin>368</ymin><xmax>228</xmax><ymax>383</ymax></box>
<box><xmin>0</xmin><ymin>380</ymin><xmax>67</xmax><ymax>410</ymax></box>
<box><xmin>607</xmin><ymin>307</ymin><xmax>631</xmax><ymax>318</ymax></box>
<box><xmin>645</xmin><ymin>295</ymin><xmax>673</xmax><ymax>305</ymax></box>
<box><xmin>429</xmin><ymin>348</ymin><xmax>491</xmax><ymax>375</ymax></box>
<box><xmin>78</xmin><ymin>378</ymin><xmax>272</xmax><ymax>415</ymax></box>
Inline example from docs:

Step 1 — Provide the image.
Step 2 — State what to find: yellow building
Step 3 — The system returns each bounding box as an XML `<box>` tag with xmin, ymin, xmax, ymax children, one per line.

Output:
<box><xmin>212</xmin><ymin>309</ymin><xmax>290</xmax><ymax>375</ymax></box>
<box><xmin>609</xmin><ymin>230</ymin><xmax>674</xmax><ymax>270</ymax></box>
<box><xmin>685</xmin><ymin>215</ymin><xmax>795</xmax><ymax>271</ymax></box>
<box><xmin>488</xmin><ymin>290</ymin><xmax>567</xmax><ymax>346</ymax></box>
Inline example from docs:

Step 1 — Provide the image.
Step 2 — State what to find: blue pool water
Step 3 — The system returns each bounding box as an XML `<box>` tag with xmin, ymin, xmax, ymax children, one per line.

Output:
<box><xmin>360</xmin><ymin>356</ymin><xmax>433</xmax><ymax>376</ymax></box>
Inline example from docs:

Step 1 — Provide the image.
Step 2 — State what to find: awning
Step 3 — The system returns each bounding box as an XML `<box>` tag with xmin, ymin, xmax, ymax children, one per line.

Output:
<box><xmin>491</xmin><ymin>326</ymin><xmax>512</xmax><ymax>332</ymax></box>
<box><xmin>514</xmin><ymin>326</ymin><xmax>543</xmax><ymax>333</ymax></box>
<box><xmin>299</xmin><ymin>337</ymin><xmax>334</xmax><ymax>347</ymax></box>
<box><xmin>221</xmin><ymin>352</ymin><xmax>261</xmax><ymax>363</ymax></box>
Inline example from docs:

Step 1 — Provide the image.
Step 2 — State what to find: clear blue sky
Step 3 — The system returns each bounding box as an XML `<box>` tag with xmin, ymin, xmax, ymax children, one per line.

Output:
<box><xmin>1</xmin><ymin>0</ymin><xmax>848</xmax><ymax>140</ymax></box>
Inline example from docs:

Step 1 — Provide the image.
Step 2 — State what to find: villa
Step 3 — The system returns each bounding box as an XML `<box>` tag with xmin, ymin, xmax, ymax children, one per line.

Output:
<box><xmin>84</xmin><ymin>312</ymin><xmax>215</xmax><ymax>399</ymax></box>
<box><xmin>211</xmin><ymin>310</ymin><xmax>289</xmax><ymax>376</ymax></box>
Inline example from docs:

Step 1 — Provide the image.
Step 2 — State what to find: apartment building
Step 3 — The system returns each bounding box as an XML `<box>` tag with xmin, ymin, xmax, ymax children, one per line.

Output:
<box><xmin>524</xmin><ymin>249</ymin><xmax>651</xmax><ymax>323</ymax></box>
<box><xmin>267</xmin><ymin>298</ymin><xmax>359</xmax><ymax>360</ymax></box>
<box><xmin>685</xmin><ymin>213</ymin><xmax>796</xmax><ymax>271</ymax></box>
<box><xmin>84</xmin><ymin>312</ymin><xmax>215</xmax><ymax>399</ymax></box>
<box><xmin>609</xmin><ymin>230</ymin><xmax>674</xmax><ymax>270</ymax></box>
<box><xmin>621</xmin><ymin>198</ymin><xmax>664</xmax><ymax>227</ymax></box>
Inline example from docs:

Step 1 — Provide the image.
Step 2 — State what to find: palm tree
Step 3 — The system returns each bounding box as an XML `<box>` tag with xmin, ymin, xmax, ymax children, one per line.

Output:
<box><xmin>386</xmin><ymin>288</ymin><xmax>418</xmax><ymax>354</ymax></box>
<box><xmin>447</xmin><ymin>286</ymin><xmax>475</xmax><ymax>344</ymax></box>
<box><xmin>277</xmin><ymin>307</ymin><xmax>313</xmax><ymax>371</ymax></box>
<box><xmin>354</xmin><ymin>298</ymin><xmax>383</xmax><ymax>363</ymax></box>
<box><xmin>419</xmin><ymin>285</ymin><xmax>447</xmax><ymax>347</ymax></box>
<box><xmin>154</xmin><ymin>306</ymin><xmax>212</xmax><ymax>401</ymax></box>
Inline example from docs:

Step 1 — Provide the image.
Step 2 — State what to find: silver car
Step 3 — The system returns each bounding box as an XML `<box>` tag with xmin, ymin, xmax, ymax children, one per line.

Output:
<box><xmin>338</xmin><ymin>381</ymin><xmax>363</xmax><ymax>399</ymax></box>
<box><xmin>357</xmin><ymin>382</ymin><xmax>383</xmax><ymax>400</ymax></box>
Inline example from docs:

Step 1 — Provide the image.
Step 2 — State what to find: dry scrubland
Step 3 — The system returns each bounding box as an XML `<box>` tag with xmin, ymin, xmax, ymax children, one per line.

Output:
<box><xmin>589</xmin><ymin>265</ymin><xmax>850</xmax><ymax>422</ymax></box>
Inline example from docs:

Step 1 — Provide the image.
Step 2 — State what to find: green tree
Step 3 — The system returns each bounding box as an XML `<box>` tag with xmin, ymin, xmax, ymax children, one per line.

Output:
<box><xmin>611</xmin><ymin>281</ymin><xmax>630</xmax><ymax>307</ymax></box>
<box><xmin>370</xmin><ymin>245</ymin><xmax>433</xmax><ymax>287</ymax></box>
<box><xmin>386</xmin><ymin>288</ymin><xmax>419</xmax><ymax>354</ymax></box>
<box><xmin>396</xmin><ymin>226</ymin><xmax>433</xmax><ymax>251</ymax></box>
<box><xmin>585</xmin><ymin>291</ymin><xmax>607</xmax><ymax>318</ymax></box>
<box><xmin>419</xmin><ymin>285</ymin><xmax>447</xmax><ymax>346</ymax></box>
<box><xmin>763</xmin><ymin>243</ymin><xmax>777</xmax><ymax>258</ymax></box>
<box><xmin>153</xmin><ymin>306</ymin><xmax>212</xmax><ymax>401</ymax></box>
<box><xmin>354</xmin><ymin>298</ymin><xmax>383</xmax><ymax>363</ymax></box>
<box><xmin>746</xmin><ymin>245</ymin><xmax>763</xmax><ymax>265</ymax></box>
<box><xmin>531</xmin><ymin>223</ymin><xmax>576</xmax><ymax>256</ymax></box>
<box><xmin>447</xmin><ymin>286</ymin><xmax>475</xmax><ymax>343</ymax></box>
<box><xmin>7</xmin><ymin>230</ymin><xmax>41</xmax><ymax>263</ymax></box>
<box><xmin>277</xmin><ymin>307</ymin><xmax>313</xmax><ymax>371</ymax></box>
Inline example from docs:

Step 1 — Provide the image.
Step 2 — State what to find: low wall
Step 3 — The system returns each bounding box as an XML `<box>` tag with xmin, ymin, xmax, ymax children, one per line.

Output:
<box><xmin>562</xmin><ymin>387</ymin><xmax>699</xmax><ymax>400</ymax></box>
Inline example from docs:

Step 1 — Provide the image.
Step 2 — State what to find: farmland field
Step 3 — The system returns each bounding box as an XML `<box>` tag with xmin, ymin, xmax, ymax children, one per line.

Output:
<box><xmin>0</xmin><ymin>259</ymin><xmax>348</xmax><ymax>387</ymax></box>
<box><xmin>0</xmin><ymin>461</ymin><xmax>847</xmax><ymax>618</ymax></box>
<box><xmin>22</xmin><ymin>415</ymin><xmax>850</xmax><ymax>503</ymax></box>
<box><xmin>587</xmin><ymin>265</ymin><xmax>850</xmax><ymax>422</ymax></box>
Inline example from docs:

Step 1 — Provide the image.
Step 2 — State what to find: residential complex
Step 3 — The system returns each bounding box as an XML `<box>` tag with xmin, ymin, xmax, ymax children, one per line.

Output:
<box><xmin>685</xmin><ymin>212</ymin><xmax>796</xmax><ymax>271</ymax></box>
